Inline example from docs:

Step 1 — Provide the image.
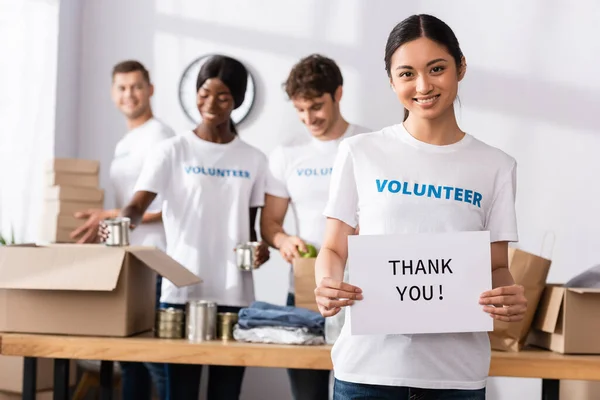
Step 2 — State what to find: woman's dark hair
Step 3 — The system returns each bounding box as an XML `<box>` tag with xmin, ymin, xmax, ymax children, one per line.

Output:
<box><xmin>196</xmin><ymin>55</ymin><xmax>248</xmax><ymax>134</ymax></box>
<box><xmin>384</xmin><ymin>14</ymin><xmax>464</xmax><ymax>121</ymax></box>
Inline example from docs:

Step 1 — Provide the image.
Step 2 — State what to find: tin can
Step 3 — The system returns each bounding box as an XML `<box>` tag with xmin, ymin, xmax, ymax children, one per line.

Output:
<box><xmin>233</xmin><ymin>242</ymin><xmax>262</xmax><ymax>271</ymax></box>
<box><xmin>186</xmin><ymin>300</ymin><xmax>217</xmax><ymax>342</ymax></box>
<box><xmin>155</xmin><ymin>308</ymin><xmax>185</xmax><ymax>339</ymax></box>
<box><xmin>217</xmin><ymin>312</ymin><xmax>238</xmax><ymax>341</ymax></box>
<box><xmin>103</xmin><ymin>217</ymin><xmax>130</xmax><ymax>246</ymax></box>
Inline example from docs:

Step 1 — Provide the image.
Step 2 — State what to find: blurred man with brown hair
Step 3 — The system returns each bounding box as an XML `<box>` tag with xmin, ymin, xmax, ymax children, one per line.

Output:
<box><xmin>261</xmin><ymin>54</ymin><xmax>371</xmax><ymax>400</ymax></box>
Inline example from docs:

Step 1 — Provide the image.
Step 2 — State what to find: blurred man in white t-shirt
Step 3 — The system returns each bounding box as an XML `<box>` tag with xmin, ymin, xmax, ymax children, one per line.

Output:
<box><xmin>260</xmin><ymin>54</ymin><xmax>370</xmax><ymax>400</ymax></box>
<box><xmin>71</xmin><ymin>60</ymin><xmax>174</xmax><ymax>400</ymax></box>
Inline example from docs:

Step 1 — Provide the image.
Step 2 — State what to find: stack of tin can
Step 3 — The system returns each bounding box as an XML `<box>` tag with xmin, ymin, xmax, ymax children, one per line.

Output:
<box><xmin>155</xmin><ymin>308</ymin><xmax>185</xmax><ymax>339</ymax></box>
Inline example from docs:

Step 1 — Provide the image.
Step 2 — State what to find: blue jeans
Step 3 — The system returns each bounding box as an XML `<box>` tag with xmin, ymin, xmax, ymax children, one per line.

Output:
<box><xmin>286</xmin><ymin>293</ymin><xmax>330</xmax><ymax>400</ymax></box>
<box><xmin>162</xmin><ymin>303</ymin><xmax>246</xmax><ymax>400</ymax></box>
<box><xmin>120</xmin><ymin>276</ymin><xmax>168</xmax><ymax>400</ymax></box>
<box><xmin>333</xmin><ymin>379</ymin><xmax>486</xmax><ymax>400</ymax></box>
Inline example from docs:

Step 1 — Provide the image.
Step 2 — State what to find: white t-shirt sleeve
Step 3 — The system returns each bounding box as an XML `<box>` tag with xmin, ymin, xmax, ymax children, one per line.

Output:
<box><xmin>323</xmin><ymin>140</ymin><xmax>359</xmax><ymax>229</ymax></box>
<box><xmin>134</xmin><ymin>141</ymin><xmax>172</xmax><ymax>196</ymax></box>
<box><xmin>265</xmin><ymin>146</ymin><xmax>290</xmax><ymax>199</ymax></box>
<box><xmin>485</xmin><ymin>160</ymin><xmax>518</xmax><ymax>242</ymax></box>
<box><xmin>250</xmin><ymin>153</ymin><xmax>268</xmax><ymax>208</ymax></box>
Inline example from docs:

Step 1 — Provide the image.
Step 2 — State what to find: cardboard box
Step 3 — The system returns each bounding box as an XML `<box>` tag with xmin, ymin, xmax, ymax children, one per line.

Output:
<box><xmin>41</xmin><ymin>214</ymin><xmax>82</xmax><ymax>230</ymax></box>
<box><xmin>38</xmin><ymin>221</ymin><xmax>78</xmax><ymax>244</ymax></box>
<box><xmin>43</xmin><ymin>200</ymin><xmax>104</xmax><ymax>216</ymax></box>
<box><xmin>45</xmin><ymin>186</ymin><xmax>104</xmax><ymax>203</ymax></box>
<box><xmin>45</xmin><ymin>158</ymin><xmax>99</xmax><ymax>175</ymax></box>
<box><xmin>0</xmin><ymin>356</ymin><xmax>77</xmax><ymax>393</ymax></box>
<box><xmin>39</xmin><ymin>210</ymin><xmax>90</xmax><ymax>243</ymax></box>
<box><xmin>0</xmin><ymin>244</ymin><xmax>201</xmax><ymax>337</ymax></box>
<box><xmin>529</xmin><ymin>284</ymin><xmax>600</xmax><ymax>354</ymax></box>
<box><xmin>38</xmin><ymin>224</ymin><xmax>76</xmax><ymax>244</ymax></box>
<box><xmin>560</xmin><ymin>380</ymin><xmax>600</xmax><ymax>399</ymax></box>
<box><xmin>46</xmin><ymin>171</ymin><xmax>100</xmax><ymax>188</ymax></box>
<box><xmin>293</xmin><ymin>257</ymin><xmax>319</xmax><ymax>312</ymax></box>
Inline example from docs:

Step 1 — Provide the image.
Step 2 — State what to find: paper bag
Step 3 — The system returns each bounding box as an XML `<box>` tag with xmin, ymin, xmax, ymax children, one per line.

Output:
<box><xmin>293</xmin><ymin>257</ymin><xmax>319</xmax><ymax>312</ymax></box>
<box><xmin>489</xmin><ymin>247</ymin><xmax>552</xmax><ymax>351</ymax></box>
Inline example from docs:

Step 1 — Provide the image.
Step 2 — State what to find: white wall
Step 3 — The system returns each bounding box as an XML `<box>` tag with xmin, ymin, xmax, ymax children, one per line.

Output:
<box><xmin>55</xmin><ymin>0</ymin><xmax>83</xmax><ymax>158</ymax></box>
<box><xmin>63</xmin><ymin>0</ymin><xmax>600</xmax><ymax>399</ymax></box>
<box><xmin>0</xmin><ymin>0</ymin><xmax>59</xmax><ymax>242</ymax></box>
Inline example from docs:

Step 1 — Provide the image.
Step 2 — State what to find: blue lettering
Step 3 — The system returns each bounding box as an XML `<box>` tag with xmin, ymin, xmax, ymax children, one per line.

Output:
<box><xmin>374</xmin><ymin>179</ymin><xmax>482</xmax><ymax>209</ymax></box>
<box><xmin>376</xmin><ymin>179</ymin><xmax>388</xmax><ymax>193</ymax></box>
<box><xmin>295</xmin><ymin>167</ymin><xmax>332</xmax><ymax>177</ymax></box>
<box><xmin>427</xmin><ymin>185</ymin><xmax>441</xmax><ymax>199</ymax></box>
<box><xmin>388</xmin><ymin>180</ymin><xmax>401</xmax><ymax>193</ymax></box>
<box><xmin>464</xmin><ymin>189</ymin><xmax>473</xmax><ymax>204</ymax></box>
<box><xmin>442</xmin><ymin>186</ymin><xmax>453</xmax><ymax>199</ymax></box>
<box><xmin>183</xmin><ymin>166</ymin><xmax>250</xmax><ymax>179</ymax></box>
<box><xmin>454</xmin><ymin>188</ymin><xmax>463</xmax><ymax>201</ymax></box>
<box><xmin>473</xmin><ymin>192</ymin><xmax>482</xmax><ymax>208</ymax></box>
<box><xmin>414</xmin><ymin>183</ymin><xmax>426</xmax><ymax>196</ymax></box>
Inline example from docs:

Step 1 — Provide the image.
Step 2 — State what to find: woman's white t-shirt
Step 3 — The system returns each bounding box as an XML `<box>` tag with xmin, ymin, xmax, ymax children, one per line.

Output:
<box><xmin>109</xmin><ymin>118</ymin><xmax>175</xmax><ymax>250</ymax></box>
<box><xmin>324</xmin><ymin>124</ymin><xmax>518</xmax><ymax>390</ymax></box>
<box><xmin>134</xmin><ymin>131</ymin><xmax>268</xmax><ymax>306</ymax></box>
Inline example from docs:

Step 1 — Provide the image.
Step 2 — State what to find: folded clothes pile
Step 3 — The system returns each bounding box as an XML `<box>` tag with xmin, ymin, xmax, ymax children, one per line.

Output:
<box><xmin>233</xmin><ymin>301</ymin><xmax>325</xmax><ymax>345</ymax></box>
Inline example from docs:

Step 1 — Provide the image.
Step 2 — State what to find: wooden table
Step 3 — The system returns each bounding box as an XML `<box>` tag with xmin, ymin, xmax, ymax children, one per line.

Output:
<box><xmin>3</xmin><ymin>333</ymin><xmax>600</xmax><ymax>400</ymax></box>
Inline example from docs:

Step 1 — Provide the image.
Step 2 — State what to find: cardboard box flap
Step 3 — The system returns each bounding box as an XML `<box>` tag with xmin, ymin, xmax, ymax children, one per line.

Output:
<box><xmin>568</xmin><ymin>287</ymin><xmax>600</xmax><ymax>294</ymax></box>
<box><xmin>127</xmin><ymin>247</ymin><xmax>202</xmax><ymax>287</ymax></box>
<box><xmin>534</xmin><ymin>285</ymin><xmax>564</xmax><ymax>333</ymax></box>
<box><xmin>0</xmin><ymin>245</ymin><xmax>125</xmax><ymax>291</ymax></box>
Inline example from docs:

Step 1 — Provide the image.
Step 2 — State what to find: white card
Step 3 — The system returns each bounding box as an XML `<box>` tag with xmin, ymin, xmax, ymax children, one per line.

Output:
<box><xmin>348</xmin><ymin>231</ymin><xmax>493</xmax><ymax>335</ymax></box>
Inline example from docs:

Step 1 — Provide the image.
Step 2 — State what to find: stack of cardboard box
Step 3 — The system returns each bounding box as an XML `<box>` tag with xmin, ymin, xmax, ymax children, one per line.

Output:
<box><xmin>39</xmin><ymin>158</ymin><xmax>104</xmax><ymax>243</ymax></box>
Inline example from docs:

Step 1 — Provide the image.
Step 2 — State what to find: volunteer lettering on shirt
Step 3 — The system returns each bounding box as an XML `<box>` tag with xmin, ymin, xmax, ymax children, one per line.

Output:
<box><xmin>266</xmin><ymin>124</ymin><xmax>372</xmax><ymax>293</ymax></box>
<box><xmin>375</xmin><ymin>179</ymin><xmax>483</xmax><ymax>208</ymax></box>
<box><xmin>323</xmin><ymin>123</ymin><xmax>518</xmax><ymax>390</ymax></box>
<box><xmin>133</xmin><ymin>131</ymin><xmax>268</xmax><ymax>307</ymax></box>
<box><xmin>296</xmin><ymin>167</ymin><xmax>333</xmax><ymax>177</ymax></box>
<box><xmin>184</xmin><ymin>166</ymin><xmax>251</xmax><ymax>179</ymax></box>
<box><xmin>109</xmin><ymin>117</ymin><xmax>175</xmax><ymax>250</ymax></box>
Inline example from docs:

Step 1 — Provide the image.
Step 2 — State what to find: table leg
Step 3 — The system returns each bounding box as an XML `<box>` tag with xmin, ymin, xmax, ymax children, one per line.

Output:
<box><xmin>542</xmin><ymin>378</ymin><xmax>559</xmax><ymax>400</ymax></box>
<box><xmin>22</xmin><ymin>357</ymin><xmax>37</xmax><ymax>400</ymax></box>
<box><xmin>100</xmin><ymin>360</ymin><xmax>114</xmax><ymax>400</ymax></box>
<box><xmin>53</xmin><ymin>359</ymin><xmax>70</xmax><ymax>400</ymax></box>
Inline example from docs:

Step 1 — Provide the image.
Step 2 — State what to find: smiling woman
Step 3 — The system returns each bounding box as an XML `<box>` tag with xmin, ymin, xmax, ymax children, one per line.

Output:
<box><xmin>112</xmin><ymin>54</ymin><xmax>271</xmax><ymax>400</ymax></box>
<box><xmin>178</xmin><ymin>54</ymin><xmax>256</xmax><ymax>126</ymax></box>
<box><xmin>313</xmin><ymin>14</ymin><xmax>526</xmax><ymax>400</ymax></box>
<box><xmin>384</xmin><ymin>15</ymin><xmax>465</xmax><ymax>124</ymax></box>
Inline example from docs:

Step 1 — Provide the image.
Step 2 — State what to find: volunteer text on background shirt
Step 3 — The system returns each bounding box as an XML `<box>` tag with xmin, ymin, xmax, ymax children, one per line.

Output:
<box><xmin>324</xmin><ymin>124</ymin><xmax>518</xmax><ymax>389</ymax></box>
<box><xmin>109</xmin><ymin>117</ymin><xmax>175</xmax><ymax>250</ymax></box>
<box><xmin>266</xmin><ymin>124</ymin><xmax>371</xmax><ymax>292</ymax></box>
<box><xmin>133</xmin><ymin>131</ymin><xmax>268</xmax><ymax>306</ymax></box>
